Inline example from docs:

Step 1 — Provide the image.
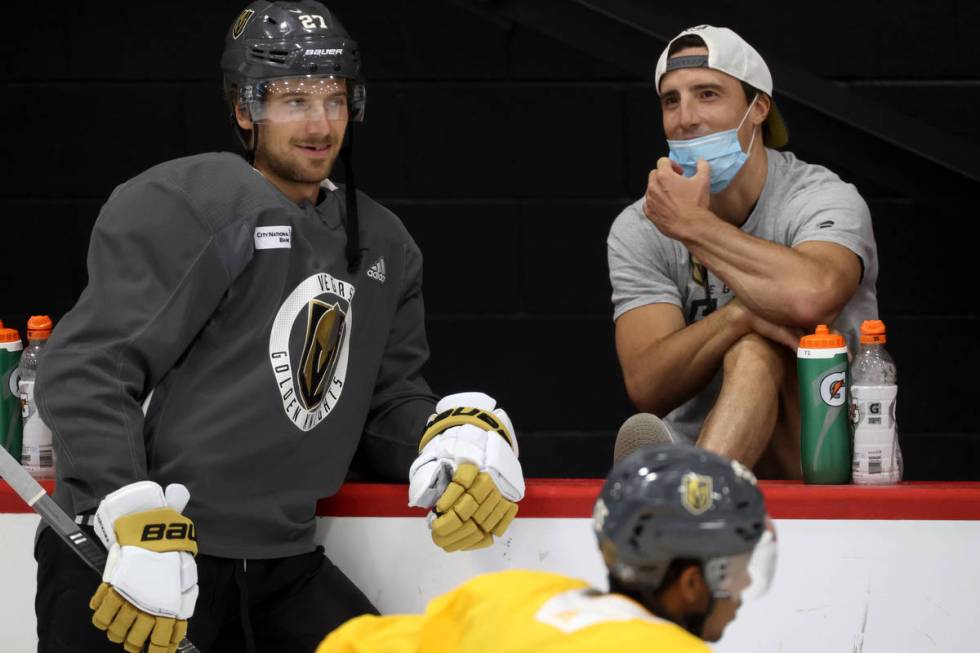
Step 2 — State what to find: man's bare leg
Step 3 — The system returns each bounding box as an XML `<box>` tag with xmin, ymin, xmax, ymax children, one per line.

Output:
<box><xmin>758</xmin><ymin>351</ymin><xmax>801</xmax><ymax>480</ymax></box>
<box><xmin>696</xmin><ymin>333</ymin><xmax>801</xmax><ymax>479</ymax></box>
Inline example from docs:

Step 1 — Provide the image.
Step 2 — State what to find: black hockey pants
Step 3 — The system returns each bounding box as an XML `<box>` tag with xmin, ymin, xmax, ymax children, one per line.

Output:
<box><xmin>35</xmin><ymin>524</ymin><xmax>378</xmax><ymax>652</ymax></box>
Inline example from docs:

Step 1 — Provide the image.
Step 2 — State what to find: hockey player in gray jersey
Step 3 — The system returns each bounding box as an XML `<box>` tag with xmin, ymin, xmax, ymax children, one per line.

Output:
<box><xmin>33</xmin><ymin>2</ymin><xmax>524</xmax><ymax>652</ymax></box>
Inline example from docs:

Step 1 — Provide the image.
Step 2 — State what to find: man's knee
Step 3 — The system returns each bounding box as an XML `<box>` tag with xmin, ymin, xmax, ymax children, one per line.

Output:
<box><xmin>723</xmin><ymin>333</ymin><xmax>791</xmax><ymax>386</ymax></box>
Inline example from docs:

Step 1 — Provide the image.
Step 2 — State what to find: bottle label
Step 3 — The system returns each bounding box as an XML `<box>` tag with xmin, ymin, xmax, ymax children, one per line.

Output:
<box><xmin>18</xmin><ymin>378</ymin><xmax>55</xmax><ymax>476</ymax></box>
<box><xmin>21</xmin><ymin>445</ymin><xmax>56</xmax><ymax>478</ymax></box>
<box><xmin>851</xmin><ymin>385</ymin><xmax>900</xmax><ymax>483</ymax></box>
<box><xmin>20</xmin><ymin>379</ymin><xmax>32</xmax><ymax>419</ymax></box>
<box><xmin>797</xmin><ymin>346</ymin><xmax>849</xmax><ymax>360</ymax></box>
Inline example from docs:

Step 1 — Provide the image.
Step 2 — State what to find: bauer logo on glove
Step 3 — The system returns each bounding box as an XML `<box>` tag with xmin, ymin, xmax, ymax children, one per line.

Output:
<box><xmin>127</xmin><ymin>510</ymin><xmax>197</xmax><ymax>546</ymax></box>
<box><xmin>408</xmin><ymin>392</ymin><xmax>525</xmax><ymax>553</ymax></box>
<box><xmin>418</xmin><ymin>406</ymin><xmax>516</xmax><ymax>451</ymax></box>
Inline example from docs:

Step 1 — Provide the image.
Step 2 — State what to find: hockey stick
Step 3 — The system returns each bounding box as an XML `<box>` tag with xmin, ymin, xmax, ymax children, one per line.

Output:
<box><xmin>0</xmin><ymin>444</ymin><xmax>199</xmax><ymax>653</ymax></box>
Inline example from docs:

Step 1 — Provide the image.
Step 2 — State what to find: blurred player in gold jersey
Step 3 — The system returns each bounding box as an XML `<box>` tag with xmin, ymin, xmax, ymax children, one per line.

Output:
<box><xmin>317</xmin><ymin>443</ymin><xmax>778</xmax><ymax>652</ymax></box>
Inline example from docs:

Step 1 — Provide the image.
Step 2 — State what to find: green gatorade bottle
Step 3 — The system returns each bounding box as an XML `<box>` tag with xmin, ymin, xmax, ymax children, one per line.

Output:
<box><xmin>1</xmin><ymin>321</ymin><xmax>24</xmax><ymax>464</ymax></box>
<box><xmin>798</xmin><ymin>324</ymin><xmax>851</xmax><ymax>484</ymax></box>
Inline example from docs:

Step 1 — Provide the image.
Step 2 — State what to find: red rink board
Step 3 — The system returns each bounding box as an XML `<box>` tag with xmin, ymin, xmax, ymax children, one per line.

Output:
<box><xmin>3</xmin><ymin>479</ymin><xmax>980</xmax><ymax>520</ymax></box>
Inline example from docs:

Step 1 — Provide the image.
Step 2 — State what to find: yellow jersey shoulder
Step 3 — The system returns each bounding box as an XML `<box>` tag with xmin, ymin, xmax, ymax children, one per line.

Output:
<box><xmin>425</xmin><ymin>570</ymin><xmax>709</xmax><ymax>653</ymax></box>
<box><xmin>319</xmin><ymin>571</ymin><xmax>709</xmax><ymax>653</ymax></box>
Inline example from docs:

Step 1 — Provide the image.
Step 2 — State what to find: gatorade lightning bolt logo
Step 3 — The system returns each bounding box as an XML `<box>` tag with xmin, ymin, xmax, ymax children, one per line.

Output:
<box><xmin>819</xmin><ymin>372</ymin><xmax>847</xmax><ymax>407</ymax></box>
<box><xmin>269</xmin><ymin>273</ymin><xmax>355</xmax><ymax>431</ymax></box>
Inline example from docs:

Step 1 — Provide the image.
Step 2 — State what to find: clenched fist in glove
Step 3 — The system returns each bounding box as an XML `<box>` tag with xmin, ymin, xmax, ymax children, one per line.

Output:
<box><xmin>409</xmin><ymin>392</ymin><xmax>525</xmax><ymax>552</ymax></box>
<box><xmin>90</xmin><ymin>481</ymin><xmax>199</xmax><ymax>653</ymax></box>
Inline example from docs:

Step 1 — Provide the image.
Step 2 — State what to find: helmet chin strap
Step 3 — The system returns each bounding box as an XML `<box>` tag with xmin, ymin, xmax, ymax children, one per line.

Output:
<box><xmin>229</xmin><ymin>102</ymin><xmax>259</xmax><ymax>165</ymax></box>
<box><xmin>248</xmin><ymin>123</ymin><xmax>260</xmax><ymax>165</ymax></box>
<box><xmin>340</xmin><ymin>124</ymin><xmax>361</xmax><ymax>273</ymax></box>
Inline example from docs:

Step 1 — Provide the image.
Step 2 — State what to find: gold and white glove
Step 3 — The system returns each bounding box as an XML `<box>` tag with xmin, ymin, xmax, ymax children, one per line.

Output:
<box><xmin>408</xmin><ymin>392</ymin><xmax>524</xmax><ymax>552</ymax></box>
<box><xmin>90</xmin><ymin>481</ymin><xmax>198</xmax><ymax>653</ymax></box>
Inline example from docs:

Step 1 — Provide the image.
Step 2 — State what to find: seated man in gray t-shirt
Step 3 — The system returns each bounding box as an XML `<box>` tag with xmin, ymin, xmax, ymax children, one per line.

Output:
<box><xmin>607</xmin><ymin>25</ymin><xmax>878</xmax><ymax>478</ymax></box>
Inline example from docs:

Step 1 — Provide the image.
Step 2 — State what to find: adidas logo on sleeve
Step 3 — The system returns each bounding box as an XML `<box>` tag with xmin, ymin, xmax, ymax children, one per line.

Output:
<box><xmin>367</xmin><ymin>256</ymin><xmax>386</xmax><ymax>283</ymax></box>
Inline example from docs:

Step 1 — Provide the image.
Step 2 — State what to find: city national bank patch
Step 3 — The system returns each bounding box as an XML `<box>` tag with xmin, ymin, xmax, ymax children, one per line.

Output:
<box><xmin>255</xmin><ymin>226</ymin><xmax>292</xmax><ymax>250</ymax></box>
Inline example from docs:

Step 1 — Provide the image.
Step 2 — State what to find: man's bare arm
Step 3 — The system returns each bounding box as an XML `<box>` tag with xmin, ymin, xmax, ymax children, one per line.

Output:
<box><xmin>615</xmin><ymin>299</ymin><xmax>799</xmax><ymax>416</ymax></box>
<box><xmin>685</xmin><ymin>220</ymin><xmax>862</xmax><ymax>327</ymax></box>
<box><xmin>643</xmin><ymin>157</ymin><xmax>862</xmax><ymax>328</ymax></box>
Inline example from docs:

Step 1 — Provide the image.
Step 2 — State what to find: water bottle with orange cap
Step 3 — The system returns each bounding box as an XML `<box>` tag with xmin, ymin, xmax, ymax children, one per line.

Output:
<box><xmin>18</xmin><ymin>315</ymin><xmax>56</xmax><ymax>478</ymax></box>
<box><xmin>1</xmin><ymin>321</ymin><xmax>24</xmax><ymax>464</ymax></box>
<box><xmin>798</xmin><ymin>324</ymin><xmax>851</xmax><ymax>484</ymax></box>
<box><xmin>850</xmin><ymin>319</ymin><xmax>902</xmax><ymax>484</ymax></box>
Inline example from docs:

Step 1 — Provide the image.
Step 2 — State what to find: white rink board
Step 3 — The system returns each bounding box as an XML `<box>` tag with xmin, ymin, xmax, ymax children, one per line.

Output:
<box><xmin>3</xmin><ymin>515</ymin><xmax>979</xmax><ymax>652</ymax></box>
<box><xmin>318</xmin><ymin>517</ymin><xmax>980</xmax><ymax>652</ymax></box>
<box><xmin>0</xmin><ymin>515</ymin><xmax>42</xmax><ymax>651</ymax></box>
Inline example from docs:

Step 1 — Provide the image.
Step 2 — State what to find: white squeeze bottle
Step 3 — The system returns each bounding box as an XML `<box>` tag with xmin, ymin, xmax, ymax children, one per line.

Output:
<box><xmin>850</xmin><ymin>320</ymin><xmax>902</xmax><ymax>484</ymax></box>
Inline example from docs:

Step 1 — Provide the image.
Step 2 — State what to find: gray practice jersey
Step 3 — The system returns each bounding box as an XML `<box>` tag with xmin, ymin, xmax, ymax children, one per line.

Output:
<box><xmin>36</xmin><ymin>153</ymin><xmax>438</xmax><ymax>558</ymax></box>
<box><xmin>608</xmin><ymin>149</ymin><xmax>879</xmax><ymax>443</ymax></box>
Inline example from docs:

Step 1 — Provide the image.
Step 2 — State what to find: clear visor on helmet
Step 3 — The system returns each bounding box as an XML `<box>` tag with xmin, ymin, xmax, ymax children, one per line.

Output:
<box><xmin>710</xmin><ymin>516</ymin><xmax>778</xmax><ymax>602</ymax></box>
<box><xmin>243</xmin><ymin>75</ymin><xmax>360</xmax><ymax>124</ymax></box>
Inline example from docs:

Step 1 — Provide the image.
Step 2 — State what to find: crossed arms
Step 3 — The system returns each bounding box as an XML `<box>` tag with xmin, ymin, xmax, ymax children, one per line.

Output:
<box><xmin>614</xmin><ymin>159</ymin><xmax>862</xmax><ymax>417</ymax></box>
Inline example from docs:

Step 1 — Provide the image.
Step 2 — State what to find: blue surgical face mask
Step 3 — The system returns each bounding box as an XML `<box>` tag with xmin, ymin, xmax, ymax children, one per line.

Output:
<box><xmin>666</xmin><ymin>95</ymin><xmax>758</xmax><ymax>194</ymax></box>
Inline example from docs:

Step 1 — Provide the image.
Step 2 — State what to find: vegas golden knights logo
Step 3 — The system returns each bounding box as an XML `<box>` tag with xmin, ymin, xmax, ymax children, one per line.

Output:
<box><xmin>297</xmin><ymin>299</ymin><xmax>347</xmax><ymax>411</ymax></box>
<box><xmin>687</xmin><ymin>251</ymin><xmax>720</xmax><ymax>321</ymax></box>
<box><xmin>690</xmin><ymin>252</ymin><xmax>708</xmax><ymax>288</ymax></box>
<box><xmin>269</xmin><ymin>272</ymin><xmax>356</xmax><ymax>431</ymax></box>
<box><xmin>680</xmin><ymin>472</ymin><xmax>713</xmax><ymax>515</ymax></box>
<box><xmin>232</xmin><ymin>9</ymin><xmax>255</xmax><ymax>39</ymax></box>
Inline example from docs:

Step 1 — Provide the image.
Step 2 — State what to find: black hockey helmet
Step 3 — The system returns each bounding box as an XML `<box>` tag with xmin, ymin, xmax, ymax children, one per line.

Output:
<box><xmin>221</xmin><ymin>0</ymin><xmax>365</xmax><ymax>123</ymax></box>
<box><xmin>594</xmin><ymin>444</ymin><xmax>775</xmax><ymax>599</ymax></box>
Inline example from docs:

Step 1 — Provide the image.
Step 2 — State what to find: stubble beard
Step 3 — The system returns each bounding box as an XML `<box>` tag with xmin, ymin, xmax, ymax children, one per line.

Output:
<box><xmin>260</xmin><ymin>139</ymin><xmax>337</xmax><ymax>186</ymax></box>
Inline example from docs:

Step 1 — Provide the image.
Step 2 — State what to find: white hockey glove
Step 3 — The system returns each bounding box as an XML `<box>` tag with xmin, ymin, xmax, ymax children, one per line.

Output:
<box><xmin>408</xmin><ymin>392</ymin><xmax>525</xmax><ymax>552</ymax></box>
<box><xmin>90</xmin><ymin>481</ymin><xmax>198</xmax><ymax>653</ymax></box>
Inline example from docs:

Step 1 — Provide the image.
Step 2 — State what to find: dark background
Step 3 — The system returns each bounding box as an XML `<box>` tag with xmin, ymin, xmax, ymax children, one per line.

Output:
<box><xmin>2</xmin><ymin>1</ymin><xmax>977</xmax><ymax>479</ymax></box>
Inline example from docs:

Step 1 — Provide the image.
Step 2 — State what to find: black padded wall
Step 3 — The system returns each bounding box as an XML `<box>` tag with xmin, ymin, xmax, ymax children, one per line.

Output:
<box><xmin>1</xmin><ymin>1</ymin><xmax>976</xmax><ymax>478</ymax></box>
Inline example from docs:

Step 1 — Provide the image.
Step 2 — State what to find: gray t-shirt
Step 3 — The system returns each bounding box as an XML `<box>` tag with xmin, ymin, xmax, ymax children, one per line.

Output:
<box><xmin>607</xmin><ymin>148</ymin><xmax>879</xmax><ymax>443</ymax></box>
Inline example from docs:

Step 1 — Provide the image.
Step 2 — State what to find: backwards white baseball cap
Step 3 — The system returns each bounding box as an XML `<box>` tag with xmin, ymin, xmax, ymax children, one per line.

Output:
<box><xmin>655</xmin><ymin>25</ymin><xmax>789</xmax><ymax>148</ymax></box>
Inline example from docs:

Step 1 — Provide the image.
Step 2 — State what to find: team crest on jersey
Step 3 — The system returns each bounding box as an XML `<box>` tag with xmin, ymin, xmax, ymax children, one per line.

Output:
<box><xmin>679</xmin><ymin>472</ymin><xmax>713</xmax><ymax>515</ymax></box>
<box><xmin>232</xmin><ymin>9</ymin><xmax>254</xmax><ymax>39</ymax></box>
<box><xmin>269</xmin><ymin>273</ymin><xmax>355</xmax><ymax>431</ymax></box>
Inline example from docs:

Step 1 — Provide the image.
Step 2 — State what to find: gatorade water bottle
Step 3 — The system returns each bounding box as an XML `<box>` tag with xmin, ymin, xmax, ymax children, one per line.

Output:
<box><xmin>798</xmin><ymin>324</ymin><xmax>851</xmax><ymax>484</ymax></box>
<box><xmin>851</xmin><ymin>320</ymin><xmax>902</xmax><ymax>485</ymax></box>
<box><xmin>19</xmin><ymin>315</ymin><xmax>56</xmax><ymax>478</ymax></box>
<box><xmin>1</xmin><ymin>321</ymin><xmax>24</xmax><ymax>464</ymax></box>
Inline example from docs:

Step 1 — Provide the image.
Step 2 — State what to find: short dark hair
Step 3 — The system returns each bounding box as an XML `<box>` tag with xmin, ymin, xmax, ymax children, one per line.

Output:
<box><xmin>665</xmin><ymin>34</ymin><xmax>767</xmax><ymax>140</ymax></box>
<box><xmin>667</xmin><ymin>34</ymin><xmax>709</xmax><ymax>58</ymax></box>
